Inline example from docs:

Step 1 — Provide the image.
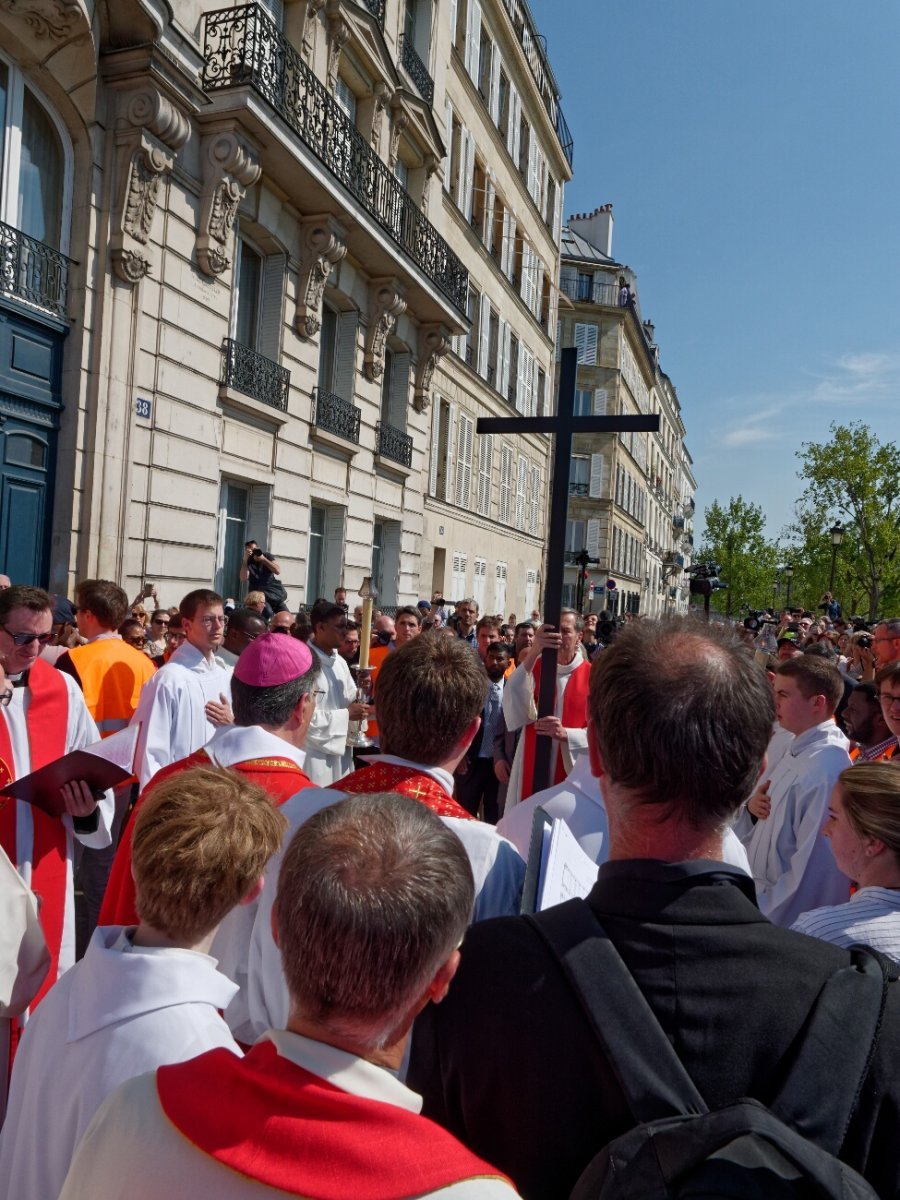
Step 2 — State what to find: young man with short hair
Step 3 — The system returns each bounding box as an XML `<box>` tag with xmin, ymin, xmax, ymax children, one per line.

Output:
<box><xmin>1</xmin><ymin>766</ymin><xmax>286</xmax><ymax>1200</ymax></box>
<box><xmin>735</xmin><ymin>655</ymin><xmax>852</xmax><ymax>926</ymax></box>
<box><xmin>305</xmin><ymin>601</ymin><xmax>368</xmax><ymax>785</ymax></box>
<box><xmin>130</xmin><ymin>590</ymin><xmax>233</xmax><ymax>789</ymax></box>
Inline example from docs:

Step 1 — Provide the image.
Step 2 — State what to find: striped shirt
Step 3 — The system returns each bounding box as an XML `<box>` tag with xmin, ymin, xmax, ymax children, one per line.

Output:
<box><xmin>791</xmin><ymin>886</ymin><xmax>900</xmax><ymax>963</ymax></box>
<box><xmin>850</xmin><ymin>737</ymin><xmax>899</xmax><ymax>763</ymax></box>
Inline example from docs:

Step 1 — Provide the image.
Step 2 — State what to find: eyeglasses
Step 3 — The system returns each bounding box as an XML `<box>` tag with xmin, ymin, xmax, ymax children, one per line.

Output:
<box><xmin>312</xmin><ymin>689</ymin><xmax>326</xmax><ymax>703</ymax></box>
<box><xmin>196</xmin><ymin>615</ymin><xmax>226</xmax><ymax>627</ymax></box>
<box><xmin>0</xmin><ymin>624</ymin><xmax>53</xmax><ymax>647</ymax></box>
<box><xmin>166</xmin><ymin>631</ymin><xmax>186</xmax><ymax>641</ymax></box>
<box><xmin>876</xmin><ymin>692</ymin><xmax>900</xmax><ymax>708</ymax></box>
<box><xmin>0</xmin><ymin>687</ymin><xmax>12</xmax><ymax>707</ymax></box>
<box><xmin>152</xmin><ymin>618</ymin><xmax>169</xmax><ymax>626</ymax></box>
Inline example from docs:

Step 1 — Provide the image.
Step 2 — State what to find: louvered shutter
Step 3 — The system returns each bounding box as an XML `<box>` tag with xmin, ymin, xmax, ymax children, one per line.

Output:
<box><xmin>529</xmin><ymin>466</ymin><xmax>541</xmax><ymax>534</ymax></box>
<box><xmin>380</xmin><ymin>521</ymin><xmax>401</xmax><ymax>606</ymax></box>
<box><xmin>456</xmin><ymin>126</ymin><xmax>469</xmax><ymax>211</ymax></box>
<box><xmin>500</xmin><ymin>446</ymin><xmax>512</xmax><ymax>523</ymax></box>
<box><xmin>445</xmin><ymin>405</ymin><xmax>456</xmax><ymax>503</ymax></box>
<box><xmin>247</xmin><ymin>484</ymin><xmax>272</xmax><ymax>549</ymax></box>
<box><xmin>429</xmin><ymin>396</ymin><xmax>441</xmax><ymax>495</ymax></box>
<box><xmin>594</xmin><ymin>388</ymin><xmax>607</xmax><ymax>415</ymax></box>
<box><xmin>586</xmin><ymin>518</ymin><xmax>600</xmax><ymax>561</ymax></box>
<box><xmin>478</xmin><ymin>294</ymin><xmax>491</xmax><ymax>376</ymax></box>
<box><xmin>333</xmin><ymin>311</ymin><xmax>357</xmax><ymax>400</ymax></box>
<box><xmin>489</xmin><ymin>42</ymin><xmax>501</xmax><ymax>122</ymax></box>
<box><xmin>516</xmin><ymin>455</ymin><xmax>527</xmax><ymax>529</ymax></box>
<box><xmin>589</xmin><ymin>453</ymin><xmax>607</xmax><ymax>499</ymax></box>
<box><xmin>477</xmin><ymin>434</ymin><xmax>493</xmax><ymax>516</ymax></box>
<box><xmin>506</xmin><ymin>85</ymin><xmax>519</xmax><ymax>156</ymax></box>
<box><xmin>498</xmin><ymin>321</ymin><xmax>511</xmax><ymax>396</ymax></box>
<box><xmin>484</xmin><ymin>180</ymin><xmax>496</xmax><ymax>254</ymax></box>
<box><xmin>388</xmin><ymin>352</ymin><xmax>410</xmax><ymax>428</ymax></box>
<box><xmin>323</xmin><ymin>505</ymin><xmax>345</xmax><ymax>598</ymax></box>
<box><xmin>257</xmin><ymin>253</ymin><xmax>286</xmax><ymax>362</ymax></box>
<box><xmin>455</xmin><ymin>413</ymin><xmax>473</xmax><ymax>508</ymax></box>
<box><xmin>500</xmin><ymin>210</ymin><xmax>512</xmax><ymax>275</ymax></box>
<box><xmin>465</xmin><ymin>0</ymin><xmax>481</xmax><ymax>78</ymax></box>
<box><xmin>444</xmin><ymin>99</ymin><xmax>454</xmax><ymax>192</ymax></box>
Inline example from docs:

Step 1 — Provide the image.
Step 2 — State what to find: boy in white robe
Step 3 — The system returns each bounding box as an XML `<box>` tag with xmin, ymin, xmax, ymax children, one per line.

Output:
<box><xmin>0</xmin><ymin>765</ymin><xmax>286</xmax><ymax>1199</ymax></box>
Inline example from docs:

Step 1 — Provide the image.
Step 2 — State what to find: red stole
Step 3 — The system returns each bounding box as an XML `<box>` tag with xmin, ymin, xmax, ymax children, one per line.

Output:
<box><xmin>0</xmin><ymin>659</ymin><xmax>70</xmax><ymax>1009</ymax></box>
<box><xmin>520</xmin><ymin>657</ymin><xmax>592</xmax><ymax>802</ymax></box>
<box><xmin>336</xmin><ymin>762</ymin><xmax>475</xmax><ymax>821</ymax></box>
<box><xmin>157</xmin><ymin>1040</ymin><xmax>510</xmax><ymax>1200</ymax></box>
<box><xmin>99</xmin><ymin>747</ymin><xmax>313</xmax><ymax>927</ymax></box>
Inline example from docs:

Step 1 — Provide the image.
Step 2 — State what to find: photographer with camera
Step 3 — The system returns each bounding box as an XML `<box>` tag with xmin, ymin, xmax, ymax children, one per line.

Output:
<box><xmin>240</xmin><ymin>541</ymin><xmax>288</xmax><ymax>616</ymax></box>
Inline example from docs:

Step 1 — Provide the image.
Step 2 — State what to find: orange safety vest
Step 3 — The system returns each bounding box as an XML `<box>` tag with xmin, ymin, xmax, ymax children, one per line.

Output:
<box><xmin>849</xmin><ymin>742</ymin><xmax>899</xmax><ymax>763</ymax></box>
<box><xmin>363</xmin><ymin>643</ymin><xmax>392</xmax><ymax>742</ymax></box>
<box><xmin>67</xmin><ymin>637</ymin><xmax>156</xmax><ymax>735</ymax></box>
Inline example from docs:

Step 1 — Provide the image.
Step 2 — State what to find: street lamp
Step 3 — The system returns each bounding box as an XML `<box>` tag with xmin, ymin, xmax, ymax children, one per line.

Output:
<box><xmin>574</xmin><ymin>549</ymin><xmax>591</xmax><ymax>613</ymax></box>
<box><xmin>784</xmin><ymin>563</ymin><xmax>794</xmax><ymax>608</ymax></box>
<box><xmin>828</xmin><ymin>523</ymin><xmax>844</xmax><ymax>596</ymax></box>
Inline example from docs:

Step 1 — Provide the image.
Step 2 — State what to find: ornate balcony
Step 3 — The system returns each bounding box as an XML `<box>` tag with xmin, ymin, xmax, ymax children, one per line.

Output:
<box><xmin>313</xmin><ymin>388</ymin><xmax>361</xmax><ymax>443</ymax></box>
<box><xmin>357</xmin><ymin>0</ymin><xmax>385</xmax><ymax>28</ymax></box>
<box><xmin>398</xmin><ymin>33</ymin><xmax>434</xmax><ymax>104</ymax></box>
<box><xmin>499</xmin><ymin>0</ymin><xmax>573</xmax><ymax>168</ymax></box>
<box><xmin>202</xmin><ymin>6</ymin><xmax>467</xmax><ymax>314</ymax></box>
<box><xmin>376</xmin><ymin>420</ymin><xmax>413</xmax><ymax>467</ymax></box>
<box><xmin>0</xmin><ymin>220</ymin><xmax>71</xmax><ymax>321</ymax></box>
<box><xmin>221</xmin><ymin>338</ymin><xmax>289</xmax><ymax>411</ymax></box>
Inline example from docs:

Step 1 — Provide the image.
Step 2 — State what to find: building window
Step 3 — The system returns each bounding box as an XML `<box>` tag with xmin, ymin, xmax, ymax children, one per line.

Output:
<box><xmin>494</xmin><ymin>561</ymin><xmax>507</xmax><ymax>615</ymax></box>
<box><xmin>574</xmin><ymin>389</ymin><xmax>592</xmax><ymax>416</ymax></box>
<box><xmin>499</xmin><ymin>445</ymin><xmax>513</xmax><ymax>524</ymax></box>
<box><xmin>334</xmin><ymin>77</ymin><xmax>357</xmax><ymax>123</ymax></box>
<box><xmin>307</xmin><ymin>503</ymin><xmax>345</xmax><ymax>603</ymax></box>
<box><xmin>216</xmin><ymin>479</ymin><xmax>271</xmax><ymax>599</ymax></box>
<box><xmin>476</xmin><ymin>433</ymin><xmax>492</xmax><ymax>517</ymax></box>
<box><xmin>473</xmin><ymin>556</ymin><xmax>487</xmax><ymax>611</ymax></box>
<box><xmin>455</xmin><ymin>412</ymin><xmax>474</xmax><ymax>508</ymax></box>
<box><xmin>569</xmin><ymin>456</ymin><xmax>589</xmax><ymax>495</ymax></box>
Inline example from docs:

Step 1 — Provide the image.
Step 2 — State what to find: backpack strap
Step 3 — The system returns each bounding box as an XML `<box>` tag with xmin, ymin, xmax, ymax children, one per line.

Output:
<box><xmin>769</xmin><ymin>947</ymin><xmax>889</xmax><ymax>1155</ymax></box>
<box><xmin>525</xmin><ymin>897</ymin><xmax>708</xmax><ymax>1124</ymax></box>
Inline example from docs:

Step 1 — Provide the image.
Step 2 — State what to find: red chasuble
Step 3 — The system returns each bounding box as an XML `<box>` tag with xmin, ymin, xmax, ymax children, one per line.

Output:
<box><xmin>520</xmin><ymin>657</ymin><xmax>592</xmax><ymax>802</ymax></box>
<box><xmin>336</xmin><ymin>762</ymin><xmax>475</xmax><ymax>821</ymax></box>
<box><xmin>0</xmin><ymin>659</ymin><xmax>70</xmax><ymax>1011</ymax></box>
<box><xmin>99</xmin><ymin>747</ymin><xmax>313</xmax><ymax>927</ymax></box>
<box><xmin>157</xmin><ymin>1040</ymin><xmax>510</xmax><ymax>1200</ymax></box>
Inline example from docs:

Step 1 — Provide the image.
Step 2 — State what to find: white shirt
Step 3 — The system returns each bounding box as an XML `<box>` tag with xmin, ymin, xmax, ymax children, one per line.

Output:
<box><xmin>303</xmin><ymin>643</ymin><xmax>357</xmax><ymax>786</ymax></box>
<box><xmin>498</xmin><ymin>754</ymin><xmax>752</xmax><ymax>875</ymax></box>
<box><xmin>501</xmin><ymin>655</ymin><xmax>589</xmax><ymax>814</ymax></box>
<box><xmin>240</xmin><ymin>756</ymin><xmax>524</xmax><ymax>1044</ymax></box>
<box><xmin>734</xmin><ymin>719</ymin><xmax>852</xmax><ymax>927</ymax></box>
<box><xmin>792</xmin><ymin>886</ymin><xmax>900</xmax><ymax>962</ymax></box>
<box><xmin>0</xmin><ymin>926</ymin><xmax>239</xmax><ymax>1200</ymax></box>
<box><xmin>59</xmin><ymin>1029</ymin><xmax>520</xmax><ymax>1199</ymax></box>
<box><xmin>130</xmin><ymin>641</ymin><xmax>233</xmax><ymax>789</ymax></box>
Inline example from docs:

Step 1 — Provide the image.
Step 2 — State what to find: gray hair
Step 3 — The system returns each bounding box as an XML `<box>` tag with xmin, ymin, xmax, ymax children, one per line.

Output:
<box><xmin>560</xmin><ymin>607</ymin><xmax>585</xmax><ymax>633</ymax></box>
<box><xmin>275</xmin><ymin>792</ymin><xmax>474</xmax><ymax>1048</ymax></box>
<box><xmin>231</xmin><ymin>658</ymin><xmax>321</xmax><ymax>727</ymax></box>
<box><xmin>877</xmin><ymin>618</ymin><xmax>900</xmax><ymax>638</ymax></box>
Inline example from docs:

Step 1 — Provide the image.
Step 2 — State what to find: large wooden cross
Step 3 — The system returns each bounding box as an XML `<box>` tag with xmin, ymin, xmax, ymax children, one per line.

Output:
<box><xmin>477</xmin><ymin>347</ymin><xmax>660</xmax><ymax>795</ymax></box>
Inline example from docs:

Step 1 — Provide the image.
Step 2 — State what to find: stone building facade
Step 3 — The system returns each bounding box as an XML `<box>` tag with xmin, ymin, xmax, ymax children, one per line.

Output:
<box><xmin>0</xmin><ymin>0</ymin><xmax>570</xmax><ymax>613</ymax></box>
<box><xmin>556</xmin><ymin>206</ymin><xmax>694</xmax><ymax>617</ymax></box>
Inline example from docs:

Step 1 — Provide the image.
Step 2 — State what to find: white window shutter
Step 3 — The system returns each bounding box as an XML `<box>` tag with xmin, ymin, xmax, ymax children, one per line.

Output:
<box><xmin>429</xmin><ymin>395</ymin><xmax>441</xmax><ymax>495</ymax></box>
<box><xmin>498</xmin><ymin>320</ymin><xmax>511</xmax><ymax>396</ymax></box>
<box><xmin>478</xmin><ymin>294</ymin><xmax>491</xmax><ymax>376</ymax></box>
<box><xmin>585</xmin><ymin>323</ymin><xmax>598</xmax><ymax>365</ymax></box>
<box><xmin>484</xmin><ymin>180</ymin><xmax>496</xmax><ymax>254</ymax></box>
<box><xmin>500</xmin><ymin>210</ymin><xmax>512</xmax><ymax>275</ymax></box>
<box><xmin>510</xmin><ymin>91</ymin><xmax>522</xmax><ymax>164</ymax></box>
<box><xmin>520</xmin><ymin>347</ymin><xmax>533</xmax><ymax>416</ymax></box>
<box><xmin>463</xmin><ymin>133</ymin><xmax>476</xmax><ymax>220</ymax></box>
<box><xmin>593</xmin><ymin>388</ymin><xmax>607</xmax><ymax>415</ymax></box>
<box><xmin>532</xmin><ymin>354</ymin><xmax>540</xmax><ymax>418</ymax></box>
<box><xmin>445</xmin><ymin>404</ymin><xmax>456</xmax><ymax>503</ymax></box>
<box><xmin>516</xmin><ymin>455</ymin><xmax>527</xmax><ymax>530</ymax></box>
<box><xmin>247</xmin><ymin>484</ymin><xmax>272</xmax><ymax>548</ymax></box>
<box><xmin>489</xmin><ymin>42</ymin><xmax>501</xmax><ymax>122</ymax></box>
<box><xmin>586</xmin><ymin>519</ymin><xmax>600</xmax><ymax>561</ymax></box>
<box><xmin>506</xmin><ymin>85</ymin><xmax>519</xmax><ymax>156</ymax></box>
<box><xmin>444</xmin><ymin>99</ymin><xmax>454</xmax><ymax>192</ymax></box>
<box><xmin>449</xmin><ymin>0</ymin><xmax>458</xmax><ymax>42</ymax></box>
<box><xmin>455</xmin><ymin>125</ymin><xmax>468</xmax><ymax>211</ymax></box>
<box><xmin>455</xmin><ymin>413</ymin><xmax>473</xmax><ymax>508</ymax></box>
<box><xmin>477</xmin><ymin>433</ymin><xmax>493</xmax><ymax>516</ymax></box>
<box><xmin>333</xmin><ymin>311</ymin><xmax>357</xmax><ymax>400</ymax></box>
<box><xmin>529</xmin><ymin>465</ymin><xmax>540</xmax><ymax>534</ymax></box>
<box><xmin>589</xmin><ymin>453</ymin><xmax>606</xmax><ymax>499</ymax></box>
<box><xmin>500</xmin><ymin>446</ymin><xmax>512</xmax><ymax>523</ymax></box>
<box><xmin>555</xmin><ymin>318</ymin><xmax>561</xmax><ymax>362</ymax></box>
<box><xmin>257</xmin><ymin>253</ymin><xmax>286</xmax><ymax>363</ymax></box>
<box><xmin>574</xmin><ymin>323</ymin><xmax>587</xmax><ymax>364</ymax></box>
<box><xmin>323</xmin><ymin>505</ymin><xmax>345</xmax><ymax>598</ymax></box>
<box><xmin>534</xmin><ymin>258</ymin><xmax>544</xmax><ymax>321</ymax></box>
<box><xmin>553</xmin><ymin>181</ymin><xmax>563</xmax><ymax>241</ymax></box>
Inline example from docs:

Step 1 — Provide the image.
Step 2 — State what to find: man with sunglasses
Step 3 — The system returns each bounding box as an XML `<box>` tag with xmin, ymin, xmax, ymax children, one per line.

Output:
<box><xmin>0</xmin><ymin>587</ymin><xmax>114</xmax><ymax>1056</ymax></box>
<box><xmin>130</xmin><ymin>589</ymin><xmax>233</xmax><ymax>789</ymax></box>
<box><xmin>304</xmin><ymin>600</ymin><xmax>369</xmax><ymax>786</ymax></box>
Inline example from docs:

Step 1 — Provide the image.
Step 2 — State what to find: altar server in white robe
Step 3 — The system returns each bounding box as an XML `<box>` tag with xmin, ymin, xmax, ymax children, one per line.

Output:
<box><xmin>130</xmin><ymin>589</ymin><xmax>233</xmax><ymax>788</ymax></box>
<box><xmin>303</xmin><ymin>600</ymin><xmax>369</xmax><ymax>786</ymax></box>
<box><xmin>735</xmin><ymin>656</ymin><xmax>851</xmax><ymax>928</ymax></box>
<box><xmin>0</xmin><ymin>765</ymin><xmax>286</xmax><ymax>1200</ymax></box>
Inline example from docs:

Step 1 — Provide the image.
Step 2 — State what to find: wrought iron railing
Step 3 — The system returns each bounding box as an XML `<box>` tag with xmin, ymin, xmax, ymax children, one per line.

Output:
<box><xmin>357</xmin><ymin>0</ymin><xmax>385</xmax><ymax>28</ymax></box>
<box><xmin>202</xmin><ymin>6</ymin><xmax>467</xmax><ymax>314</ymax></box>
<box><xmin>559</xmin><ymin>277</ymin><xmax>623</xmax><ymax>307</ymax></box>
<box><xmin>0</xmin><ymin>219</ymin><xmax>71</xmax><ymax>320</ymax></box>
<box><xmin>221</xmin><ymin>338</ymin><xmax>290</xmax><ymax>410</ymax></box>
<box><xmin>376</xmin><ymin>420</ymin><xmax>413</xmax><ymax>467</ymax></box>
<box><xmin>313</xmin><ymin>388</ymin><xmax>361</xmax><ymax>442</ymax></box>
<box><xmin>568</xmin><ymin>482</ymin><xmax>589</xmax><ymax>497</ymax></box>
<box><xmin>398</xmin><ymin>33</ymin><xmax>434</xmax><ymax>104</ymax></box>
<box><xmin>499</xmin><ymin>0</ymin><xmax>573</xmax><ymax>167</ymax></box>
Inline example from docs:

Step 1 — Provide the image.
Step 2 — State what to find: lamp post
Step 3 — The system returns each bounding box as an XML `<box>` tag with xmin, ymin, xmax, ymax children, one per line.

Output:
<box><xmin>828</xmin><ymin>523</ymin><xmax>844</xmax><ymax>597</ymax></box>
<box><xmin>784</xmin><ymin>563</ymin><xmax>794</xmax><ymax>608</ymax></box>
<box><xmin>574</xmin><ymin>548</ymin><xmax>590</xmax><ymax>614</ymax></box>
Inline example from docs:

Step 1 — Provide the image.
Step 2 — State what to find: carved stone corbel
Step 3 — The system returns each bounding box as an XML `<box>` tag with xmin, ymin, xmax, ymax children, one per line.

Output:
<box><xmin>110</xmin><ymin>88</ymin><xmax>190</xmax><ymax>284</ymax></box>
<box><xmin>325</xmin><ymin>0</ymin><xmax>350</xmax><ymax>92</ymax></box>
<box><xmin>0</xmin><ymin>0</ymin><xmax>82</xmax><ymax>40</ymax></box>
<box><xmin>414</xmin><ymin>323</ymin><xmax>451</xmax><ymax>412</ymax></box>
<box><xmin>420</xmin><ymin>154</ymin><xmax>439</xmax><ymax>217</ymax></box>
<box><xmin>294</xmin><ymin>214</ymin><xmax>347</xmax><ymax>339</ymax></box>
<box><xmin>369</xmin><ymin>82</ymin><xmax>392</xmax><ymax>158</ymax></box>
<box><xmin>195</xmin><ymin>130</ymin><xmax>261</xmax><ymax>278</ymax></box>
<box><xmin>364</xmin><ymin>278</ymin><xmax>407</xmax><ymax>381</ymax></box>
<box><xmin>388</xmin><ymin>105</ymin><xmax>410</xmax><ymax>170</ymax></box>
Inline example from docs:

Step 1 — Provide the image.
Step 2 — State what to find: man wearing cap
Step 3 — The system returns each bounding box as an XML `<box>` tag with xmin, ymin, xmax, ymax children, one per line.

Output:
<box><xmin>776</xmin><ymin>625</ymin><xmax>804</xmax><ymax>661</ymax></box>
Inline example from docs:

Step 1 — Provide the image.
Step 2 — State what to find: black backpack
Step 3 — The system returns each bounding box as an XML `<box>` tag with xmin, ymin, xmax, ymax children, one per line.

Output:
<box><xmin>527</xmin><ymin>898</ymin><xmax>889</xmax><ymax>1200</ymax></box>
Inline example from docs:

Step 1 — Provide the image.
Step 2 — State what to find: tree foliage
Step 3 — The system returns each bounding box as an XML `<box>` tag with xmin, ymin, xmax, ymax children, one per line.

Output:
<box><xmin>794</xmin><ymin>423</ymin><xmax>900</xmax><ymax>620</ymax></box>
<box><xmin>698</xmin><ymin>496</ymin><xmax>780</xmax><ymax>617</ymax></box>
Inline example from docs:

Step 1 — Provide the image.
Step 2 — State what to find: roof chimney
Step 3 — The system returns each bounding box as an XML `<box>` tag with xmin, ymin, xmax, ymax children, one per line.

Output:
<box><xmin>568</xmin><ymin>204</ymin><xmax>614</xmax><ymax>257</ymax></box>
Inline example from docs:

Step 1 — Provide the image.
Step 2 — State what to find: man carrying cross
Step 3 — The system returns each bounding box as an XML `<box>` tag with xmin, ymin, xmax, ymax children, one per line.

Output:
<box><xmin>477</xmin><ymin>347</ymin><xmax>659</xmax><ymax>802</ymax></box>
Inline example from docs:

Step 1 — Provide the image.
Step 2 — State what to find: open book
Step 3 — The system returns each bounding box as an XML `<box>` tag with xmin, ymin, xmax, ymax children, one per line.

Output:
<box><xmin>0</xmin><ymin>725</ymin><xmax>139</xmax><ymax>818</ymax></box>
<box><xmin>521</xmin><ymin>805</ymin><xmax>600</xmax><ymax>914</ymax></box>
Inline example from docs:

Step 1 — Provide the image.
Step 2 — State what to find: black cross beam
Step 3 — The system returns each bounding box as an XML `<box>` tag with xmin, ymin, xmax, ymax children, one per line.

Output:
<box><xmin>477</xmin><ymin>347</ymin><xmax>660</xmax><ymax>795</ymax></box>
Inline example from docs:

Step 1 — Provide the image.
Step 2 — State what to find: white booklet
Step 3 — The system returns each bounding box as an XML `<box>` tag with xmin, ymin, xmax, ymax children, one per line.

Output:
<box><xmin>81</xmin><ymin>723</ymin><xmax>141</xmax><ymax>775</ymax></box>
<box><xmin>521</xmin><ymin>806</ymin><xmax>600</xmax><ymax>914</ymax></box>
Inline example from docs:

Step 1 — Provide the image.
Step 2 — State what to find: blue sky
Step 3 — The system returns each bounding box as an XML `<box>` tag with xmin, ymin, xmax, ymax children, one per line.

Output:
<box><xmin>528</xmin><ymin>0</ymin><xmax>900</xmax><ymax>543</ymax></box>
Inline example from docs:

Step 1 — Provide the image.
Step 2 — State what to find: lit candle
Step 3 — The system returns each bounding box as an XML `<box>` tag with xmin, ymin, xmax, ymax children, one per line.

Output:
<box><xmin>358</xmin><ymin>577</ymin><xmax>373</xmax><ymax>672</ymax></box>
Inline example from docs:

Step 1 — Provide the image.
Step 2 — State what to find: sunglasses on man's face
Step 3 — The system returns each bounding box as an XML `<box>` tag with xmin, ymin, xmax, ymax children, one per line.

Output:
<box><xmin>0</xmin><ymin>624</ymin><xmax>53</xmax><ymax>647</ymax></box>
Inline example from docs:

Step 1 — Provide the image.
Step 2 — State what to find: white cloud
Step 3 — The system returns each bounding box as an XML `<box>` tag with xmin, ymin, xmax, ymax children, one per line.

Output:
<box><xmin>805</xmin><ymin>352</ymin><xmax>900</xmax><ymax>407</ymax></box>
<box><xmin>720</xmin><ymin>425</ymin><xmax>777</xmax><ymax>448</ymax></box>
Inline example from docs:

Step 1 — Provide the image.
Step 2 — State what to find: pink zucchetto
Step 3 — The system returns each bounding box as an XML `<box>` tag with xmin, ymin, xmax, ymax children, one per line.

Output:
<box><xmin>233</xmin><ymin>631</ymin><xmax>313</xmax><ymax>687</ymax></box>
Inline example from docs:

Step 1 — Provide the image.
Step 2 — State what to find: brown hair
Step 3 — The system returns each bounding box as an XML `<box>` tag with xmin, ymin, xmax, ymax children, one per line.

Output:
<box><xmin>0</xmin><ymin>585</ymin><xmax>51</xmax><ymax>622</ymax></box>
<box><xmin>837</xmin><ymin>763</ymin><xmax>900</xmax><ymax>859</ymax></box>
<box><xmin>776</xmin><ymin>655</ymin><xmax>843</xmax><ymax>713</ymax></box>
<box><xmin>376</xmin><ymin>633</ymin><xmax>488</xmax><ymax>764</ymax></box>
<box><xmin>588</xmin><ymin>616</ymin><xmax>774</xmax><ymax>830</ymax></box>
<box><xmin>132</xmin><ymin>766</ymin><xmax>286</xmax><ymax>943</ymax></box>
<box><xmin>75</xmin><ymin>579</ymin><xmax>128</xmax><ymax>630</ymax></box>
<box><xmin>180</xmin><ymin>589</ymin><xmax>224</xmax><ymax>620</ymax></box>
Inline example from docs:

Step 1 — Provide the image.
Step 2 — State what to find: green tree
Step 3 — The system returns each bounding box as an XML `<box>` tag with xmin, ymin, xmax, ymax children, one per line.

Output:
<box><xmin>698</xmin><ymin>496</ymin><xmax>780</xmax><ymax>617</ymax></box>
<box><xmin>795</xmin><ymin>423</ymin><xmax>900</xmax><ymax>620</ymax></box>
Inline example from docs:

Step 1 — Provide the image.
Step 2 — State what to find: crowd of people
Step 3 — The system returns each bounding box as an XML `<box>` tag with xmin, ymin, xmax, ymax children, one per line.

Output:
<box><xmin>1</xmin><ymin>564</ymin><xmax>900</xmax><ymax>1198</ymax></box>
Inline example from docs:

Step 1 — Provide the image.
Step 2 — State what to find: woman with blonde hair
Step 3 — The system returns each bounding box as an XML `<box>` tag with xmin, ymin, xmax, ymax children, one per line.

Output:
<box><xmin>792</xmin><ymin>762</ymin><xmax>900</xmax><ymax>961</ymax></box>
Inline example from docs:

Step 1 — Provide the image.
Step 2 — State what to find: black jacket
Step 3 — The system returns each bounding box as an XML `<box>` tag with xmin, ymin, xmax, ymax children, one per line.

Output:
<box><xmin>408</xmin><ymin>861</ymin><xmax>900</xmax><ymax>1200</ymax></box>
